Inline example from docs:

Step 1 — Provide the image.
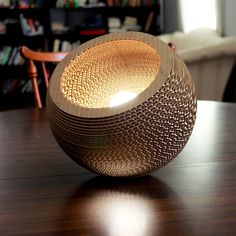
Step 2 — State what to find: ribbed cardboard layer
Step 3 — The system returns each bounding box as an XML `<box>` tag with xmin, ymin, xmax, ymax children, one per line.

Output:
<box><xmin>47</xmin><ymin>32</ymin><xmax>197</xmax><ymax>177</ymax></box>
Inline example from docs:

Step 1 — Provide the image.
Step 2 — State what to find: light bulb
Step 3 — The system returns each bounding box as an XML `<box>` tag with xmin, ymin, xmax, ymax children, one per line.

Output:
<box><xmin>109</xmin><ymin>91</ymin><xmax>137</xmax><ymax>107</ymax></box>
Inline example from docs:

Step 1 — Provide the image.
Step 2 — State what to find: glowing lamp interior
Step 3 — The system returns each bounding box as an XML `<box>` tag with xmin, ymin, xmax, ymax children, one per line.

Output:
<box><xmin>109</xmin><ymin>91</ymin><xmax>137</xmax><ymax>107</ymax></box>
<box><xmin>60</xmin><ymin>39</ymin><xmax>160</xmax><ymax>108</ymax></box>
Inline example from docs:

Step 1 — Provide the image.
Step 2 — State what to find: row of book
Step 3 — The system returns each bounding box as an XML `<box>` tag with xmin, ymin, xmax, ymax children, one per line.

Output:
<box><xmin>0</xmin><ymin>0</ymin><xmax>44</xmax><ymax>8</ymax></box>
<box><xmin>0</xmin><ymin>21</ymin><xmax>6</xmax><ymax>34</ymax></box>
<box><xmin>106</xmin><ymin>0</ymin><xmax>159</xmax><ymax>7</ymax></box>
<box><xmin>1</xmin><ymin>78</ymin><xmax>32</xmax><ymax>95</ymax></box>
<box><xmin>19</xmin><ymin>13</ymin><xmax>44</xmax><ymax>36</ymax></box>
<box><xmin>53</xmin><ymin>39</ymin><xmax>81</xmax><ymax>52</ymax></box>
<box><xmin>55</xmin><ymin>0</ymin><xmax>105</xmax><ymax>8</ymax></box>
<box><xmin>108</xmin><ymin>16</ymin><xmax>141</xmax><ymax>33</ymax></box>
<box><xmin>0</xmin><ymin>46</ymin><xmax>24</xmax><ymax>66</ymax></box>
<box><xmin>109</xmin><ymin>12</ymin><xmax>154</xmax><ymax>32</ymax></box>
<box><xmin>0</xmin><ymin>15</ymin><xmax>43</xmax><ymax>36</ymax></box>
<box><xmin>0</xmin><ymin>0</ymin><xmax>10</xmax><ymax>7</ymax></box>
<box><xmin>55</xmin><ymin>0</ymin><xmax>157</xmax><ymax>8</ymax></box>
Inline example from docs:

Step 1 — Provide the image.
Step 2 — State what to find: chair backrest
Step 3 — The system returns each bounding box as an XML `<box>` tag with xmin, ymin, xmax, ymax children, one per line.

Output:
<box><xmin>19</xmin><ymin>46</ymin><xmax>68</xmax><ymax>108</ymax></box>
<box><xmin>20</xmin><ymin>43</ymin><xmax>175</xmax><ymax>108</ymax></box>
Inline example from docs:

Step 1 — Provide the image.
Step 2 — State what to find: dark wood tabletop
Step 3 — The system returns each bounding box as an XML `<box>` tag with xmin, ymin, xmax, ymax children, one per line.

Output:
<box><xmin>0</xmin><ymin>101</ymin><xmax>235</xmax><ymax>236</ymax></box>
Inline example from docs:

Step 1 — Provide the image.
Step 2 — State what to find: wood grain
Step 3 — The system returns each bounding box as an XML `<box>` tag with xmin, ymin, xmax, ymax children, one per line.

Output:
<box><xmin>0</xmin><ymin>101</ymin><xmax>235</xmax><ymax>235</ymax></box>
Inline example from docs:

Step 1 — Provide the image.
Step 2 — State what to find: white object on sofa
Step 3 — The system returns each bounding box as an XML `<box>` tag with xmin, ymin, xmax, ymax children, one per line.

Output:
<box><xmin>159</xmin><ymin>28</ymin><xmax>236</xmax><ymax>101</ymax></box>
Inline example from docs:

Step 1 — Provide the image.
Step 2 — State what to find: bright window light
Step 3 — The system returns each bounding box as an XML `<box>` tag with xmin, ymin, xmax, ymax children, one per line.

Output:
<box><xmin>180</xmin><ymin>0</ymin><xmax>217</xmax><ymax>32</ymax></box>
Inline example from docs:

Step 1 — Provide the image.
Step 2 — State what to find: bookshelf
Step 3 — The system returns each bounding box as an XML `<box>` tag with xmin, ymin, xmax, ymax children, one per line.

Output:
<box><xmin>0</xmin><ymin>0</ymin><xmax>164</xmax><ymax>110</ymax></box>
<box><xmin>0</xmin><ymin>1</ymin><xmax>49</xmax><ymax>110</ymax></box>
<box><xmin>48</xmin><ymin>0</ymin><xmax>163</xmax><ymax>51</ymax></box>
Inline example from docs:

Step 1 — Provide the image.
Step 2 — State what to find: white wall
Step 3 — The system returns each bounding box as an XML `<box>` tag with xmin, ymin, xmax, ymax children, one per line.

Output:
<box><xmin>180</xmin><ymin>0</ymin><xmax>217</xmax><ymax>33</ymax></box>
<box><xmin>163</xmin><ymin>0</ymin><xmax>236</xmax><ymax>35</ymax></box>
<box><xmin>163</xmin><ymin>0</ymin><xmax>182</xmax><ymax>33</ymax></box>
<box><xmin>218</xmin><ymin>0</ymin><xmax>236</xmax><ymax>36</ymax></box>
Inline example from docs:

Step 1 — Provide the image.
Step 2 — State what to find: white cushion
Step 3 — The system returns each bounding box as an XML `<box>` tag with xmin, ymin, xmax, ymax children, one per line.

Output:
<box><xmin>158</xmin><ymin>28</ymin><xmax>236</xmax><ymax>101</ymax></box>
<box><xmin>159</xmin><ymin>28</ymin><xmax>236</xmax><ymax>62</ymax></box>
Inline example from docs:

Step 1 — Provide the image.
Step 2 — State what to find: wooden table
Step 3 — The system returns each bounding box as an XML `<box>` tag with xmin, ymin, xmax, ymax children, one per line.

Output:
<box><xmin>0</xmin><ymin>101</ymin><xmax>235</xmax><ymax>236</ymax></box>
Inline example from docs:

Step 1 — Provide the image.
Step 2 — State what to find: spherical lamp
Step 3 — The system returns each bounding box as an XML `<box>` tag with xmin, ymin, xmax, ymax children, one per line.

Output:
<box><xmin>47</xmin><ymin>32</ymin><xmax>197</xmax><ymax>177</ymax></box>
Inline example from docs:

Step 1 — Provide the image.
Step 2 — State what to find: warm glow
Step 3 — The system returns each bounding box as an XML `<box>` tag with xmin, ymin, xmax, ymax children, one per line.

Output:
<box><xmin>109</xmin><ymin>91</ymin><xmax>137</xmax><ymax>107</ymax></box>
<box><xmin>107</xmin><ymin>197</ymin><xmax>151</xmax><ymax>236</ymax></box>
<box><xmin>180</xmin><ymin>0</ymin><xmax>217</xmax><ymax>32</ymax></box>
<box><xmin>88</xmin><ymin>193</ymin><xmax>156</xmax><ymax>236</ymax></box>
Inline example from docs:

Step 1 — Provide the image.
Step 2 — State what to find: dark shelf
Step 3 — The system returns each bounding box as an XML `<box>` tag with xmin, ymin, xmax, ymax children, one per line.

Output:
<box><xmin>0</xmin><ymin>65</ymin><xmax>26</xmax><ymax>79</ymax></box>
<box><xmin>0</xmin><ymin>1</ymin><xmax>164</xmax><ymax>110</ymax></box>
<box><xmin>0</xmin><ymin>92</ymin><xmax>34</xmax><ymax>111</ymax></box>
<box><xmin>0</xmin><ymin>34</ymin><xmax>45</xmax><ymax>44</ymax></box>
<box><xmin>0</xmin><ymin>7</ymin><xmax>46</xmax><ymax>20</ymax></box>
<box><xmin>0</xmin><ymin>7</ymin><xmax>44</xmax><ymax>12</ymax></box>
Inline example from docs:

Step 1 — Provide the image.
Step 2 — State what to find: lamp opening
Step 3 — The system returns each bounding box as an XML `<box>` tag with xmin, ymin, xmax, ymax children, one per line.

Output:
<box><xmin>60</xmin><ymin>39</ymin><xmax>160</xmax><ymax>109</ymax></box>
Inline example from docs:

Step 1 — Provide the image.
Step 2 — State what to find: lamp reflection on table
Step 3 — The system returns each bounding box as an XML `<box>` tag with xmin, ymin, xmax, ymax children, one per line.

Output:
<box><xmin>55</xmin><ymin>176</ymin><xmax>188</xmax><ymax>236</ymax></box>
<box><xmin>86</xmin><ymin>186</ymin><xmax>155</xmax><ymax>236</ymax></box>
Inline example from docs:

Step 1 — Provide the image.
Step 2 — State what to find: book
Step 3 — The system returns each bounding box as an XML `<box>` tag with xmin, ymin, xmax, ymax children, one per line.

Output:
<box><xmin>8</xmin><ymin>47</ymin><xmax>18</xmax><ymax>65</ymax></box>
<box><xmin>0</xmin><ymin>0</ymin><xmax>10</xmax><ymax>7</ymax></box>
<box><xmin>28</xmin><ymin>18</ymin><xmax>35</xmax><ymax>33</ymax></box>
<box><xmin>80</xmin><ymin>28</ymin><xmax>106</xmax><ymax>36</ymax></box>
<box><xmin>108</xmin><ymin>17</ymin><xmax>121</xmax><ymax>28</ymax></box>
<box><xmin>2</xmin><ymin>47</ymin><xmax>12</xmax><ymax>65</ymax></box>
<box><xmin>107</xmin><ymin>0</ymin><xmax>113</xmax><ymax>7</ymax></box>
<box><xmin>18</xmin><ymin>0</ymin><xmax>30</xmax><ymax>9</ymax></box>
<box><xmin>144</xmin><ymin>11</ymin><xmax>154</xmax><ymax>32</ymax></box>
<box><xmin>13</xmin><ymin>51</ymin><xmax>24</xmax><ymax>65</ymax></box>
<box><xmin>61</xmin><ymin>41</ymin><xmax>71</xmax><ymax>51</ymax></box>
<box><xmin>19</xmin><ymin>13</ymin><xmax>29</xmax><ymax>35</ymax></box>
<box><xmin>19</xmin><ymin>13</ymin><xmax>44</xmax><ymax>36</ymax></box>
<box><xmin>122</xmin><ymin>16</ymin><xmax>141</xmax><ymax>31</ymax></box>
<box><xmin>0</xmin><ymin>21</ymin><xmax>6</xmax><ymax>34</ymax></box>
<box><xmin>53</xmin><ymin>39</ymin><xmax>61</xmax><ymax>52</ymax></box>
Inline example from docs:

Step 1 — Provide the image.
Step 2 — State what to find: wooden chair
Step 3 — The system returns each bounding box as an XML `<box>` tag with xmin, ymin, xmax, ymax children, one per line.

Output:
<box><xmin>20</xmin><ymin>43</ymin><xmax>175</xmax><ymax>108</ymax></box>
<box><xmin>19</xmin><ymin>46</ymin><xmax>68</xmax><ymax>108</ymax></box>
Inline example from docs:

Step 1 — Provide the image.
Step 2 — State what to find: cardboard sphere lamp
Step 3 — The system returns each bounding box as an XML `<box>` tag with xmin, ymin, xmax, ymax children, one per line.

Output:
<box><xmin>47</xmin><ymin>32</ymin><xmax>197</xmax><ymax>177</ymax></box>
